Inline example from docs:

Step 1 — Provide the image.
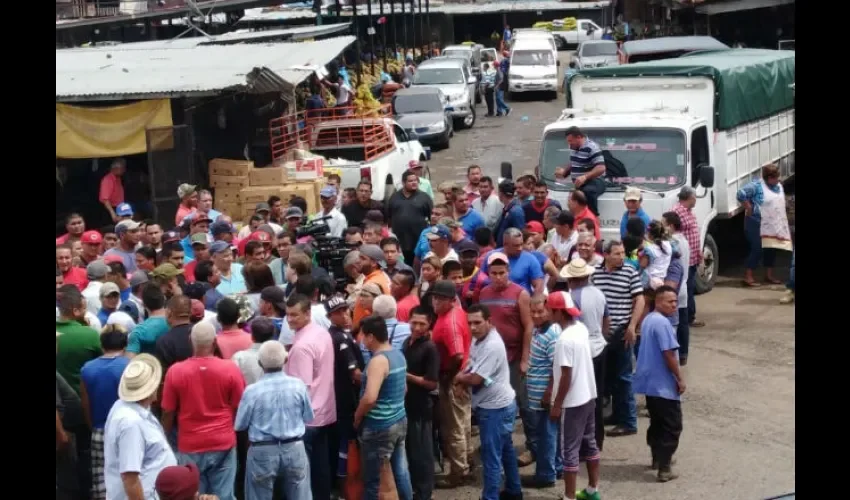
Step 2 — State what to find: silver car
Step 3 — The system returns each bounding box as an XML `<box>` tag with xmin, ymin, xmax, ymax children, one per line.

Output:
<box><xmin>575</xmin><ymin>40</ymin><xmax>620</xmax><ymax>69</ymax></box>
<box><xmin>392</xmin><ymin>87</ymin><xmax>454</xmax><ymax>150</ymax></box>
<box><xmin>413</xmin><ymin>57</ymin><xmax>477</xmax><ymax>129</ymax></box>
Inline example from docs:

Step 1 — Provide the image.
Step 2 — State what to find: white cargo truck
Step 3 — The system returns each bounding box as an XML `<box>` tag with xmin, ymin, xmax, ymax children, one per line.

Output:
<box><xmin>526</xmin><ymin>49</ymin><xmax>795</xmax><ymax>294</ymax></box>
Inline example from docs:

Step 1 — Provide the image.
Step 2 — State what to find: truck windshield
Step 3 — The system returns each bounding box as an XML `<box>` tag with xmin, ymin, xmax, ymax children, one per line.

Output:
<box><xmin>512</xmin><ymin>50</ymin><xmax>554</xmax><ymax>66</ymax></box>
<box><xmin>414</xmin><ymin>68</ymin><xmax>465</xmax><ymax>85</ymax></box>
<box><xmin>540</xmin><ymin>128</ymin><xmax>687</xmax><ymax>192</ymax></box>
<box><xmin>581</xmin><ymin>42</ymin><xmax>618</xmax><ymax>57</ymax></box>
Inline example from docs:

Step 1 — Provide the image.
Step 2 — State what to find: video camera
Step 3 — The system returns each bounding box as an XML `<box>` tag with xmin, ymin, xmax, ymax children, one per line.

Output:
<box><xmin>296</xmin><ymin>216</ymin><xmax>355</xmax><ymax>291</ymax></box>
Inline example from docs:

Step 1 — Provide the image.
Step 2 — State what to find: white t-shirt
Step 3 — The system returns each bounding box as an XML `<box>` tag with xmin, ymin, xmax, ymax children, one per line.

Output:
<box><xmin>424</xmin><ymin>248</ymin><xmax>459</xmax><ymax>265</ymax></box>
<box><xmin>311</xmin><ymin>208</ymin><xmax>348</xmax><ymax>238</ymax></box>
<box><xmin>551</xmin><ymin>321</ymin><xmax>597</xmax><ymax>408</ymax></box>
<box><xmin>644</xmin><ymin>240</ymin><xmax>672</xmax><ymax>281</ymax></box>
<box><xmin>549</xmin><ymin>230</ymin><xmax>578</xmax><ymax>262</ymax></box>
<box><xmin>672</xmin><ymin>233</ymin><xmax>690</xmax><ymax>308</ymax></box>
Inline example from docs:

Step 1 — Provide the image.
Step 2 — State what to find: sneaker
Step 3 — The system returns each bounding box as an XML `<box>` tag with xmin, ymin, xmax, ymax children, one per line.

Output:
<box><xmin>576</xmin><ymin>488</ymin><xmax>602</xmax><ymax>500</ymax></box>
<box><xmin>516</xmin><ymin>450</ymin><xmax>535</xmax><ymax>467</ymax></box>
<box><xmin>657</xmin><ymin>468</ymin><xmax>679</xmax><ymax>482</ymax></box>
<box><xmin>505</xmin><ymin>107</ymin><xmax>512</xmax><ymax>116</ymax></box>
<box><xmin>605</xmin><ymin>426</ymin><xmax>637</xmax><ymax>437</ymax></box>
<box><xmin>779</xmin><ymin>290</ymin><xmax>794</xmax><ymax>304</ymax></box>
<box><xmin>650</xmin><ymin>458</ymin><xmax>676</xmax><ymax>470</ymax></box>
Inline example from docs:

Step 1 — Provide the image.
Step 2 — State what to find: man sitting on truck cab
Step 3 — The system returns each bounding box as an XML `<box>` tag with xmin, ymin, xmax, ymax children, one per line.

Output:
<box><xmin>564</xmin><ymin>126</ymin><xmax>607</xmax><ymax>216</ymax></box>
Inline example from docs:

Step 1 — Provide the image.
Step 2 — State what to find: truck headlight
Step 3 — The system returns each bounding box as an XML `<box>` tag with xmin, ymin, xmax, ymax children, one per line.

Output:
<box><xmin>428</xmin><ymin>121</ymin><xmax>445</xmax><ymax>131</ymax></box>
<box><xmin>450</xmin><ymin>93</ymin><xmax>466</xmax><ymax>102</ymax></box>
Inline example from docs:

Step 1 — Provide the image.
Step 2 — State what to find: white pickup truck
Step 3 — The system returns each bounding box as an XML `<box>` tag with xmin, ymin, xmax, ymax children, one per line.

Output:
<box><xmin>526</xmin><ymin>49</ymin><xmax>795</xmax><ymax>294</ymax></box>
<box><xmin>551</xmin><ymin>19</ymin><xmax>603</xmax><ymax>49</ymax></box>
<box><xmin>308</xmin><ymin>117</ymin><xmax>431</xmax><ymax>201</ymax></box>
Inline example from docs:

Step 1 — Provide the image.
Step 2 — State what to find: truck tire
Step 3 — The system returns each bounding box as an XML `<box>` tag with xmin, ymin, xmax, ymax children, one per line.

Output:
<box><xmin>695</xmin><ymin>233</ymin><xmax>719</xmax><ymax>295</ymax></box>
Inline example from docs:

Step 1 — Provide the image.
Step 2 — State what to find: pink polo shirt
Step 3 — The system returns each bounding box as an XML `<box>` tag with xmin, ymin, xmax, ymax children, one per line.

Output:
<box><xmin>285</xmin><ymin>321</ymin><xmax>337</xmax><ymax>427</ymax></box>
<box><xmin>216</xmin><ymin>329</ymin><xmax>254</xmax><ymax>359</ymax></box>
<box><xmin>98</xmin><ymin>172</ymin><xmax>124</xmax><ymax>208</ymax></box>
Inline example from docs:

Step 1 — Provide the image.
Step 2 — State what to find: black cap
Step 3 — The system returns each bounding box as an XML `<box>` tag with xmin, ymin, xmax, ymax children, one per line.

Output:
<box><xmin>456</xmin><ymin>240</ymin><xmax>480</xmax><ymax>256</ymax></box>
<box><xmin>325</xmin><ymin>295</ymin><xmax>350</xmax><ymax>314</ymax></box>
<box><xmin>260</xmin><ymin>286</ymin><xmax>287</xmax><ymax>310</ymax></box>
<box><xmin>431</xmin><ymin>280</ymin><xmax>457</xmax><ymax>299</ymax></box>
<box><xmin>498</xmin><ymin>180</ymin><xmax>516</xmax><ymax>197</ymax></box>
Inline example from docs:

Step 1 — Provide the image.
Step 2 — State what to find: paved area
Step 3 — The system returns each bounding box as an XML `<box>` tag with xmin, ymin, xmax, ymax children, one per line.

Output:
<box><xmin>425</xmin><ymin>62</ymin><xmax>796</xmax><ymax>498</ymax></box>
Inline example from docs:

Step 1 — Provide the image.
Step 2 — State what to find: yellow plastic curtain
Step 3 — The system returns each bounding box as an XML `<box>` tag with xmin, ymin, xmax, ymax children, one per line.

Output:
<box><xmin>56</xmin><ymin>99</ymin><xmax>173</xmax><ymax>159</ymax></box>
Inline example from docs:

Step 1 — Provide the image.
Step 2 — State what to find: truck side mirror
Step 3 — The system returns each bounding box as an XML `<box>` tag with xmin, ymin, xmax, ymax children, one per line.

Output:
<box><xmin>501</xmin><ymin>161</ymin><xmax>513</xmax><ymax>180</ymax></box>
<box><xmin>698</xmin><ymin>164</ymin><xmax>715</xmax><ymax>188</ymax></box>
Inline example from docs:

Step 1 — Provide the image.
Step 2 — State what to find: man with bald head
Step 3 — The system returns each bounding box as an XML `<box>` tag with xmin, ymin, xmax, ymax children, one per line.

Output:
<box><xmin>161</xmin><ymin>322</ymin><xmax>245</xmax><ymax>500</ymax></box>
<box><xmin>154</xmin><ymin>296</ymin><xmax>195</xmax><ymax>374</ymax></box>
<box><xmin>235</xmin><ymin>341</ymin><xmax>314</xmax><ymax>500</ymax></box>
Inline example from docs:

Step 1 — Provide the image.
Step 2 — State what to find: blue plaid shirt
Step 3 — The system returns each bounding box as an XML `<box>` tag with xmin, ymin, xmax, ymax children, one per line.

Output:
<box><xmin>234</xmin><ymin>371</ymin><xmax>314</xmax><ymax>442</ymax></box>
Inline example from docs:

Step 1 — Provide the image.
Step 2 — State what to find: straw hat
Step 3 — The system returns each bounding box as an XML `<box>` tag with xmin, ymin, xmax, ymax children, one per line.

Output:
<box><xmin>560</xmin><ymin>258</ymin><xmax>595</xmax><ymax>279</ymax></box>
<box><xmin>119</xmin><ymin>354</ymin><xmax>163</xmax><ymax>403</ymax></box>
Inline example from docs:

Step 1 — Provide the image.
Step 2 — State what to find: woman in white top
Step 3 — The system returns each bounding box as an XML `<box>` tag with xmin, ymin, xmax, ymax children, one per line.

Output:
<box><xmin>641</xmin><ymin>220</ymin><xmax>672</xmax><ymax>290</ymax></box>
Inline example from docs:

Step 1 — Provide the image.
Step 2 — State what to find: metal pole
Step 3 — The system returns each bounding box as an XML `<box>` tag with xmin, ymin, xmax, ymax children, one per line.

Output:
<box><xmin>391</xmin><ymin>0</ymin><xmax>398</xmax><ymax>66</ymax></box>
<box><xmin>425</xmin><ymin>0</ymin><xmax>431</xmax><ymax>58</ymax></box>
<box><xmin>401</xmin><ymin>0</ymin><xmax>407</xmax><ymax>61</ymax></box>
<box><xmin>410</xmin><ymin>0</ymin><xmax>417</xmax><ymax>60</ymax></box>
<box><xmin>418</xmin><ymin>0</ymin><xmax>423</xmax><ymax>58</ymax></box>
<box><xmin>380</xmin><ymin>1</ymin><xmax>387</xmax><ymax>72</ymax></box>
<box><xmin>367</xmin><ymin>1</ymin><xmax>374</xmax><ymax>75</ymax></box>
<box><xmin>353</xmin><ymin>0</ymin><xmax>362</xmax><ymax>87</ymax></box>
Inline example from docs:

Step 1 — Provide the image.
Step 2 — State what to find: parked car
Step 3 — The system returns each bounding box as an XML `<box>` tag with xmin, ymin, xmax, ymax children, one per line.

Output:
<box><xmin>574</xmin><ymin>40</ymin><xmax>620</xmax><ymax>69</ymax></box>
<box><xmin>392</xmin><ymin>87</ymin><xmax>454</xmax><ymax>150</ymax></box>
<box><xmin>413</xmin><ymin>57</ymin><xmax>477</xmax><ymax>129</ymax></box>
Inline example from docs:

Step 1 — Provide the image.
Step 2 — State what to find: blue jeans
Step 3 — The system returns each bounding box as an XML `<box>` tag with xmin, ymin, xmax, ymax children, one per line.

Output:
<box><xmin>687</xmin><ymin>264</ymin><xmax>697</xmax><ymax>324</ymax></box>
<box><xmin>176</xmin><ymin>448</ymin><xmax>237</xmax><ymax>500</ymax></box>
<box><xmin>360</xmin><ymin>419</ymin><xmax>413</xmax><ymax>500</ymax></box>
<box><xmin>304</xmin><ymin>425</ymin><xmax>332</xmax><ymax>500</ymax></box>
<box><xmin>677</xmin><ymin>308</ymin><xmax>690</xmax><ymax>358</ymax></box>
<box><xmin>532</xmin><ymin>409</ymin><xmax>562</xmax><ymax>482</ymax></box>
<box><xmin>244</xmin><ymin>441</ymin><xmax>311</xmax><ymax>500</ymax></box>
<box><xmin>509</xmin><ymin>360</ymin><xmax>536</xmax><ymax>458</ymax></box>
<box><xmin>787</xmin><ymin>248</ymin><xmax>795</xmax><ymax>291</ymax></box>
<box><xmin>745</xmin><ymin>215</ymin><xmax>776</xmax><ymax>270</ymax></box>
<box><xmin>609</xmin><ymin>343</ymin><xmax>638</xmax><ymax>431</ymax></box>
<box><xmin>477</xmin><ymin>402</ymin><xmax>521</xmax><ymax>500</ymax></box>
<box><xmin>495</xmin><ymin>89</ymin><xmax>510</xmax><ymax>114</ymax></box>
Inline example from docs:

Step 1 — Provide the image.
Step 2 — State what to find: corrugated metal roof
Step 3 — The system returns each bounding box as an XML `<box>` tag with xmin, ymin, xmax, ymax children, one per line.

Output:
<box><xmin>56</xmin><ymin>35</ymin><xmax>355</xmax><ymax>101</ymax></box>
<box><xmin>696</xmin><ymin>0</ymin><xmax>793</xmax><ymax>15</ymax></box>
<box><xmin>62</xmin><ymin>23</ymin><xmax>351</xmax><ymax>51</ymax></box>
<box><xmin>240</xmin><ymin>1</ymin><xmax>611</xmax><ymax>21</ymax></box>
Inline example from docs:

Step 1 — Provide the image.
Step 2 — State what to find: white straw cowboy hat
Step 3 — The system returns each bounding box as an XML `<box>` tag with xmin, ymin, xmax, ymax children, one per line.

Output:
<box><xmin>119</xmin><ymin>354</ymin><xmax>163</xmax><ymax>403</ymax></box>
<box><xmin>560</xmin><ymin>258</ymin><xmax>596</xmax><ymax>279</ymax></box>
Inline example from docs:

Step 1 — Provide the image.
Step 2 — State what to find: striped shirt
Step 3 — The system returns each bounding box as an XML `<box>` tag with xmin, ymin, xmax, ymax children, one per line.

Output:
<box><xmin>590</xmin><ymin>263</ymin><xmax>643</xmax><ymax>329</ymax></box>
<box><xmin>672</xmin><ymin>202</ymin><xmax>702</xmax><ymax>266</ymax></box>
<box><xmin>526</xmin><ymin>322</ymin><xmax>562</xmax><ymax>411</ymax></box>
<box><xmin>361</xmin><ymin>349</ymin><xmax>408</xmax><ymax>431</ymax></box>
<box><xmin>569</xmin><ymin>138</ymin><xmax>606</xmax><ymax>181</ymax></box>
<box><xmin>234</xmin><ymin>371</ymin><xmax>314</xmax><ymax>443</ymax></box>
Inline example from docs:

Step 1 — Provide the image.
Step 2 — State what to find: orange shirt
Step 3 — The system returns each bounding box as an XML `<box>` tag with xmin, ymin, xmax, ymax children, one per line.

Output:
<box><xmin>352</xmin><ymin>270</ymin><xmax>391</xmax><ymax>329</ymax></box>
<box><xmin>175</xmin><ymin>205</ymin><xmax>197</xmax><ymax>226</ymax></box>
<box><xmin>573</xmin><ymin>206</ymin><xmax>602</xmax><ymax>241</ymax></box>
<box><xmin>98</xmin><ymin>172</ymin><xmax>124</xmax><ymax>208</ymax></box>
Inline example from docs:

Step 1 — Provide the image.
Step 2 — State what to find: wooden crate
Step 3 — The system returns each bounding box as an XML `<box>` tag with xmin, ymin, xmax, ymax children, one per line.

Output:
<box><xmin>214</xmin><ymin>200</ymin><xmax>242</xmax><ymax>217</ymax></box>
<box><xmin>210</xmin><ymin>174</ymin><xmax>249</xmax><ymax>189</ymax></box>
<box><xmin>240</xmin><ymin>186</ymin><xmax>286</xmax><ymax>206</ymax></box>
<box><xmin>214</xmin><ymin>187</ymin><xmax>242</xmax><ymax>203</ymax></box>
<box><xmin>249</xmin><ymin>167</ymin><xmax>289</xmax><ymax>186</ymax></box>
<box><xmin>209</xmin><ymin>158</ymin><xmax>254</xmax><ymax>177</ymax></box>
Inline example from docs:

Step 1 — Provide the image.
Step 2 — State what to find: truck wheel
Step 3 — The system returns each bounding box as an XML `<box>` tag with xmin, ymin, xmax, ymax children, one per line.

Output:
<box><xmin>695</xmin><ymin>234</ymin><xmax>719</xmax><ymax>295</ymax></box>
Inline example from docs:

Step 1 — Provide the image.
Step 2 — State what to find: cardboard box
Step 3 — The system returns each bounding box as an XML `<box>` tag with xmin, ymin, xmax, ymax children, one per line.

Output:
<box><xmin>249</xmin><ymin>167</ymin><xmax>288</xmax><ymax>187</ymax></box>
<box><xmin>214</xmin><ymin>201</ymin><xmax>242</xmax><ymax>217</ymax></box>
<box><xmin>240</xmin><ymin>186</ymin><xmax>286</xmax><ymax>205</ymax></box>
<box><xmin>209</xmin><ymin>158</ymin><xmax>254</xmax><ymax>177</ymax></box>
<box><xmin>214</xmin><ymin>187</ymin><xmax>242</xmax><ymax>203</ymax></box>
<box><xmin>293</xmin><ymin>158</ymin><xmax>324</xmax><ymax>180</ymax></box>
<box><xmin>210</xmin><ymin>174</ymin><xmax>249</xmax><ymax>189</ymax></box>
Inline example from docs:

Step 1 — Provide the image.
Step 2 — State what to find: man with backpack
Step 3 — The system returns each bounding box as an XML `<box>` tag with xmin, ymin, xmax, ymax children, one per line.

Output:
<box><xmin>563</xmin><ymin>127</ymin><xmax>609</xmax><ymax>216</ymax></box>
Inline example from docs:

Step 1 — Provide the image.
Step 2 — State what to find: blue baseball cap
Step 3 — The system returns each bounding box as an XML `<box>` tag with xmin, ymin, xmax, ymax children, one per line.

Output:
<box><xmin>210</xmin><ymin>220</ymin><xmax>236</xmax><ymax>237</ymax></box>
<box><xmin>116</xmin><ymin>203</ymin><xmax>134</xmax><ymax>217</ymax></box>
<box><xmin>426</xmin><ymin>224</ymin><xmax>450</xmax><ymax>240</ymax></box>
<box><xmin>210</xmin><ymin>241</ymin><xmax>231</xmax><ymax>255</ymax></box>
<box><xmin>320</xmin><ymin>186</ymin><xmax>338</xmax><ymax>198</ymax></box>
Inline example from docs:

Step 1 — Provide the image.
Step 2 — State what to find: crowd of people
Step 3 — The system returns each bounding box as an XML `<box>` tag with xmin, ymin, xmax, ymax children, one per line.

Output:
<box><xmin>56</xmin><ymin>150</ymin><xmax>793</xmax><ymax>500</ymax></box>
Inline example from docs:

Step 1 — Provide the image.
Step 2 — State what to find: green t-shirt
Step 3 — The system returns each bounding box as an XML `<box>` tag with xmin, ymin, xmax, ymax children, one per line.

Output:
<box><xmin>56</xmin><ymin>319</ymin><xmax>102</xmax><ymax>395</ymax></box>
<box><xmin>127</xmin><ymin>316</ymin><xmax>170</xmax><ymax>355</ymax></box>
<box><xmin>418</xmin><ymin>177</ymin><xmax>434</xmax><ymax>199</ymax></box>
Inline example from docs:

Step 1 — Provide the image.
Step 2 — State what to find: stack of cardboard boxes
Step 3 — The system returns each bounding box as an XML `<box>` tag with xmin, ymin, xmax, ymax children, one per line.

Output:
<box><xmin>208</xmin><ymin>158</ymin><xmax>326</xmax><ymax>221</ymax></box>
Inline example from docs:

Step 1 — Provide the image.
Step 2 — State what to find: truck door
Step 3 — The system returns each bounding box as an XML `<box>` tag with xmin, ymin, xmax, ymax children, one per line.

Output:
<box><xmin>145</xmin><ymin>125</ymin><xmax>195</xmax><ymax>226</ymax></box>
<box><xmin>689</xmin><ymin>125</ymin><xmax>715</xmax><ymax>246</ymax></box>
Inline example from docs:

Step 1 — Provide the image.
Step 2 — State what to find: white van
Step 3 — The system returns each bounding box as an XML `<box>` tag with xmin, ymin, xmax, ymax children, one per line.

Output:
<box><xmin>508</xmin><ymin>37</ymin><xmax>559</xmax><ymax>100</ymax></box>
<box><xmin>512</xmin><ymin>29</ymin><xmax>558</xmax><ymax>53</ymax></box>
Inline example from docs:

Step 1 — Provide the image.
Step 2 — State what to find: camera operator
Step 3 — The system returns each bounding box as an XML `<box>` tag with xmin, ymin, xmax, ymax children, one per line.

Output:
<box><xmin>312</xmin><ymin>186</ymin><xmax>348</xmax><ymax>238</ymax></box>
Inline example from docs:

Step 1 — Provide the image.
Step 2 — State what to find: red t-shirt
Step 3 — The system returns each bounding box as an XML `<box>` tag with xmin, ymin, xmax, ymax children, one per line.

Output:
<box><xmin>432</xmin><ymin>305</ymin><xmax>471</xmax><ymax>373</ymax></box>
<box><xmin>63</xmin><ymin>267</ymin><xmax>89</xmax><ymax>291</ymax></box>
<box><xmin>573</xmin><ymin>206</ymin><xmax>602</xmax><ymax>241</ymax></box>
<box><xmin>216</xmin><ymin>329</ymin><xmax>254</xmax><ymax>359</ymax></box>
<box><xmin>161</xmin><ymin>356</ymin><xmax>245</xmax><ymax>453</ymax></box>
<box><xmin>396</xmin><ymin>294</ymin><xmax>420</xmax><ymax>323</ymax></box>
<box><xmin>183</xmin><ymin>260</ymin><xmax>198</xmax><ymax>284</ymax></box>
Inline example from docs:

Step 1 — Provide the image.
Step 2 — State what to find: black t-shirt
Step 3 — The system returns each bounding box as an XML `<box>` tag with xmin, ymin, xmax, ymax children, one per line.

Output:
<box><xmin>341</xmin><ymin>200</ymin><xmax>384</xmax><ymax>228</ymax></box>
<box><xmin>329</xmin><ymin>325</ymin><xmax>365</xmax><ymax>419</ymax></box>
<box><xmin>402</xmin><ymin>335</ymin><xmax>440</xmax><ymax>419</ymax></box>
<box><xmin>154</xmin><ymin>323</ymin><xmax>194</xmax><ymax>374</ymax></box>
<box><xmin>387</xmin><ymin>190</ymin><xmax>433</xmax><ymax>253</ymax></box>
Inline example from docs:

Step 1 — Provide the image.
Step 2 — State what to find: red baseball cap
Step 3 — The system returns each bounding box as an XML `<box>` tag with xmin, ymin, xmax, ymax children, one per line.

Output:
<box><xmin>155</xmin><ymin>462</ymin><xmax>200</xmax><ymax>500</ymax></box>
<box><xmin>102</xmin><ymin>254</ymin><xmax>124</xmax><ymax>265</ymax></box>
<box><xmin>81</xmin><ymin>231</ymin><xmax>103</xmax><ymax>245</ymax></box>
<box><xmin>546</xmin><ymin>291</ymin><xmax>582</xmax><ymax>317</ymax></box>
<box><xmin>525</xmin><ymin>221</ymin><xmax>544</xmax><ymax>234</ymax></box>
<box><xmin>249</xmin><ymin>231</ymin><xmax>271</xmax><ymax>243</ymax></box>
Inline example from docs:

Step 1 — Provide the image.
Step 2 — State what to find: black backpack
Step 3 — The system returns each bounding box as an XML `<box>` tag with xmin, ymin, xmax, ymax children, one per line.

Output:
<box><xmin>602</xmin><ymin>149</ymin><xmax>628</xmax><ymax>178</ymax></box>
